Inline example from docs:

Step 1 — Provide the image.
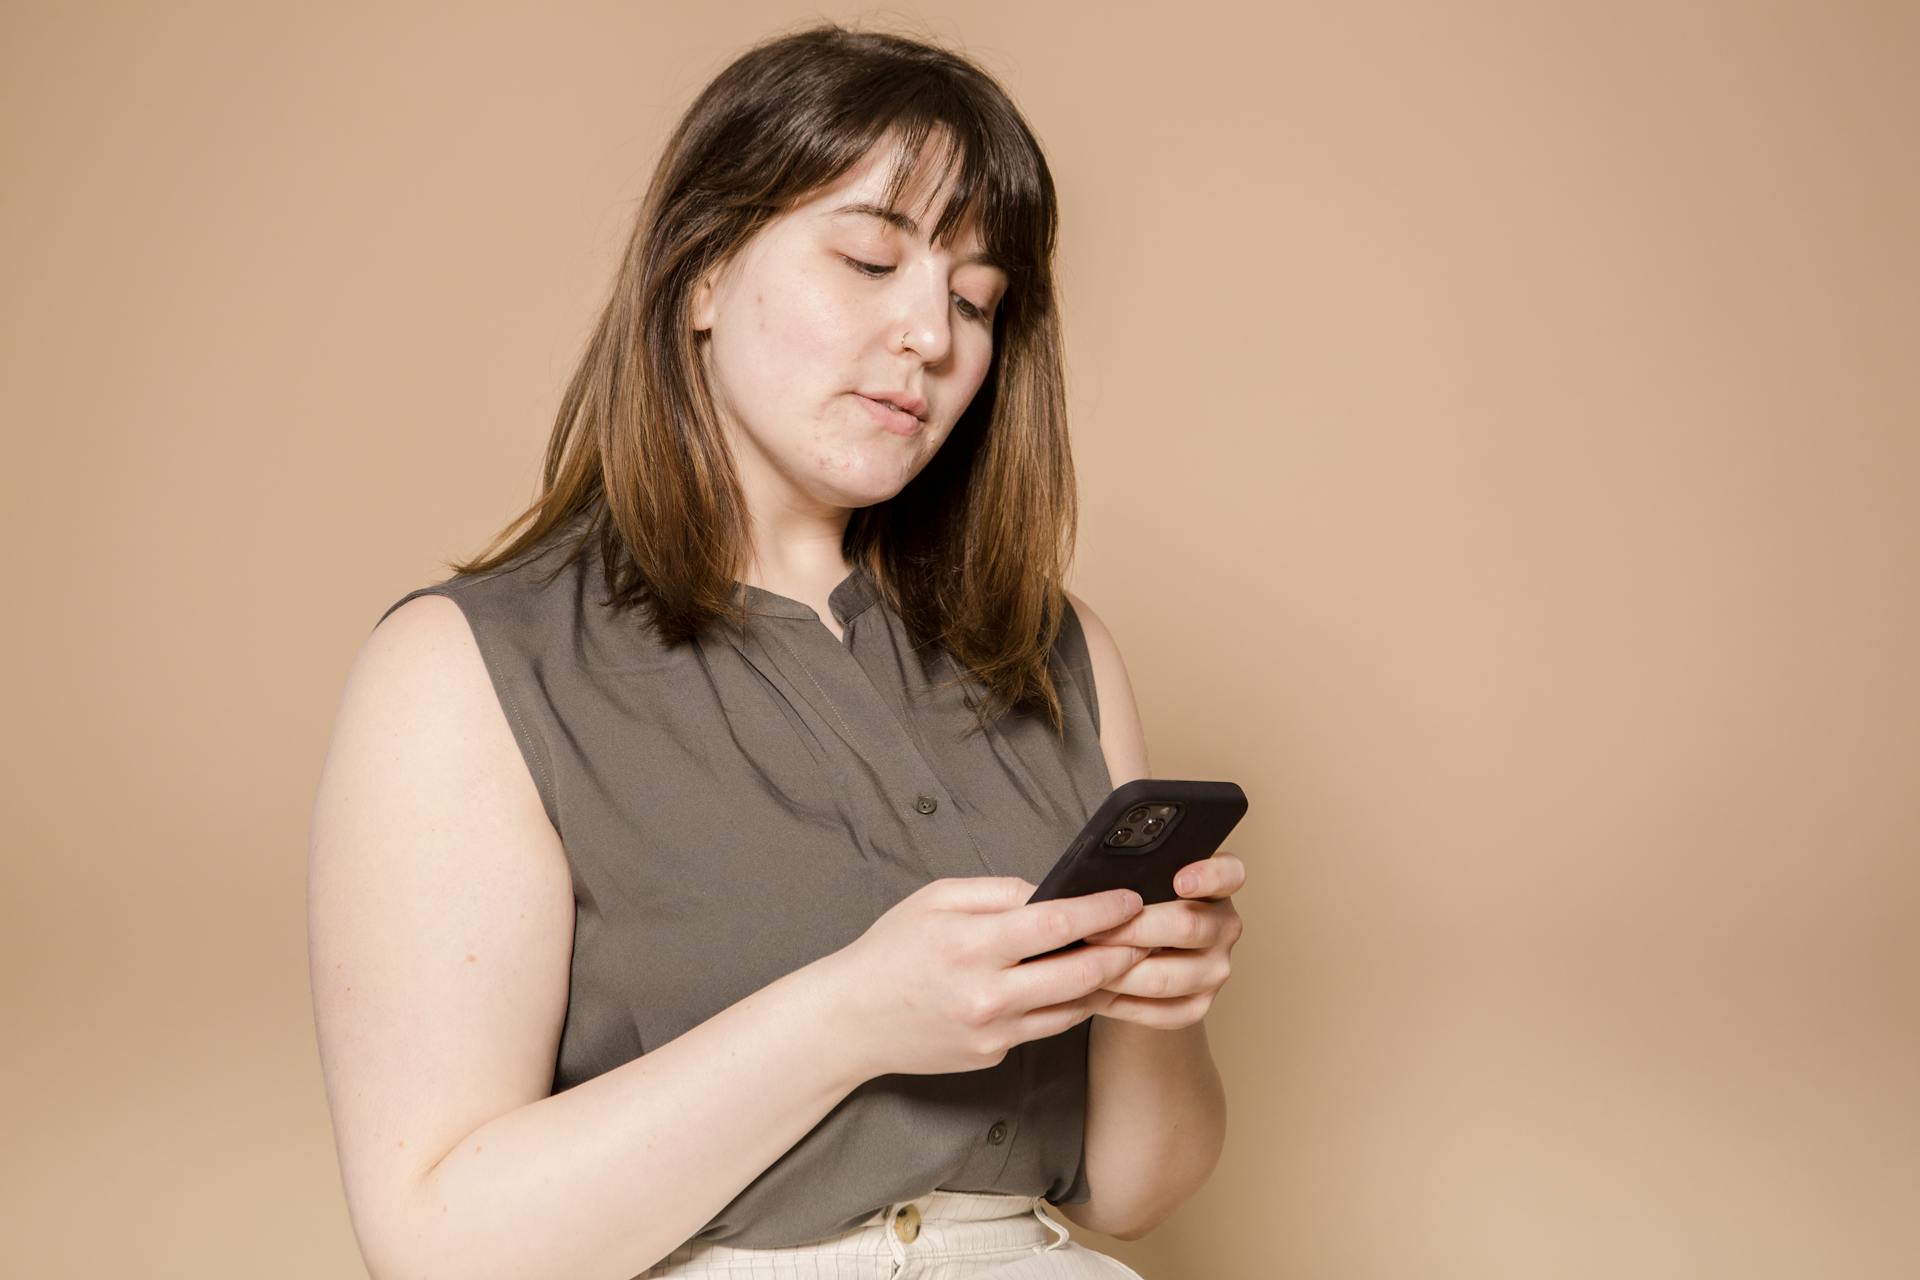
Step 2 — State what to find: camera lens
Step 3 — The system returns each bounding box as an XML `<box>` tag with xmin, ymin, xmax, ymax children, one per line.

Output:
<box><xmin>1141</xmin><ymin>817</ymin><xmax>1164</xmax><ymax>835</ymax></box>
<box><xmin>1126</xmin><ymin>806</ymin><xmax>1150</xmax><ymax>824</ymax></box>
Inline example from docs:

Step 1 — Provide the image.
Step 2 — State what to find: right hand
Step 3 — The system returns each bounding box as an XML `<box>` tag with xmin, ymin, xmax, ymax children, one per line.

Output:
<box><xmin>819</xmin><ymin>876</ymin><xmax>1152</xmax><ymax>1079</ymax></box>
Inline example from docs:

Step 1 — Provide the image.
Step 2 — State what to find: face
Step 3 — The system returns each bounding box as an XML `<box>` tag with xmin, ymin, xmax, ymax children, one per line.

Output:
<box><xmin>689</xmin><ymin>132</ymin><xmax>1008</xmax><ymax>517</ymax></box>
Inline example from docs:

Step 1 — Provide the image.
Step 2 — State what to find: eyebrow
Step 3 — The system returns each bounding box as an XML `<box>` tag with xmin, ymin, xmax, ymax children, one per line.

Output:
<box><xmin>830</xmin><ymin>202</ymin><xmax>1005</xmax><ymax>272</ymax></box>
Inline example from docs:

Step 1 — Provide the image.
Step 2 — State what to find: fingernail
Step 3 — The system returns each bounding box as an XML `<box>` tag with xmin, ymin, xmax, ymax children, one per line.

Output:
<box><xmin>1125</xmin><ymin>890</ymin><xmax>1143</xmax><ymax>911</ymax></box>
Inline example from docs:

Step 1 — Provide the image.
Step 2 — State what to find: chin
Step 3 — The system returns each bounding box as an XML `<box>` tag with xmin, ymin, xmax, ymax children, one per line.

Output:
<box><xmin>820</xmin><ymin>477</ymin><xmax>912</xmax><ymax>510</ymax></box>
<box><xmin>807</xmin><ymin>449</ymin><xmax>924</xmax><ymax>507</ymax></box>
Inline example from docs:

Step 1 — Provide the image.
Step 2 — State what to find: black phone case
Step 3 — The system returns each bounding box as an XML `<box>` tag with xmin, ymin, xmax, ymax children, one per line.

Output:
<box><xmin>1022</xmin><ymin>778</ymin><xmax>1248</xmax><ymax>959</ymax></box>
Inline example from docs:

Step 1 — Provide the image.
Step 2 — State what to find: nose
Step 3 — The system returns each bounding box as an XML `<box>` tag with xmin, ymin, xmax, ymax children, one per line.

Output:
<box><xmin>892</xmin><ymin>262</ymin><xmax>955</xmax><ymax>365</ymax></box>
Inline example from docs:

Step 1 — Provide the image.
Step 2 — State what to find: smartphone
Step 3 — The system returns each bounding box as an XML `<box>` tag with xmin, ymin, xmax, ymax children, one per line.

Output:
<box><xmin>1022</xmin><ymin>778</ymin><xmax>1248</xmax><ymax>960</ymax></box>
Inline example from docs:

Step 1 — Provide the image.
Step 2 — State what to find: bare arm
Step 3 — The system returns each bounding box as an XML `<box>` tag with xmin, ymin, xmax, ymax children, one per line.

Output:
<box><xmin>308</xmin><ymin>596</ymin><xmax>874</xmax><ymax>1280</ymax></box>
<box><xmin>1053</xmin><ymin>589</ymin><xmax>1229</xmax><ymax>1241</ymax></box>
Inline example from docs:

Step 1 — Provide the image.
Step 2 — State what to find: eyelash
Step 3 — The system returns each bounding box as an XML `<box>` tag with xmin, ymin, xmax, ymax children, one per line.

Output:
<box><xmin>840</xmin><ymin>256</ymin><xmax>994</xmax><ymax>324</ymax></box>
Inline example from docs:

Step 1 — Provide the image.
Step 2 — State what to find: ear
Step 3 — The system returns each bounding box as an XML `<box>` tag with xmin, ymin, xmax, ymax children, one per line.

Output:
<box><xmin>689</xmin><ymin>264</ymin><xmax>720</xmax><ymax>333</ymax></box>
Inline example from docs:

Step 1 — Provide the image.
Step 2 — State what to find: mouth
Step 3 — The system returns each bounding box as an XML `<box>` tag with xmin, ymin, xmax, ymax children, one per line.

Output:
<box><xmin>854</xmin><ymin>393</ymin><xmax>925</xmax><ymax>437</ymax></box>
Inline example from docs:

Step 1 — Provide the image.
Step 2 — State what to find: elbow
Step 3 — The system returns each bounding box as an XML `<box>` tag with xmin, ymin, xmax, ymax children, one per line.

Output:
<box><xmin>348</xmin><ymin>1176</ymin><xmax>436</xmax><ymax>1280</ymax></box>
<box><xmin>1106</xmin><ymin>1133</ymin><xmax>1230</xmax><ymax>1242</ymax></box>
<box><xmin>1103</xmin><ymin>1196</ymin><xmax>1179</xmax><ymax>1243</ymax></box>
<box><xmin>354</xmin><ymin>1220</ymin><xmax>417</xmax><ymax>1280</ymax></box>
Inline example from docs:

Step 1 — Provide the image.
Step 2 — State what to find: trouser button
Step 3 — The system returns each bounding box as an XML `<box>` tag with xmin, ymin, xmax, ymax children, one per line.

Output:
<box><xmin>892</xmin><ymin>1204</ymin><xmax>922</xmax><ymax>1242</ymax></box>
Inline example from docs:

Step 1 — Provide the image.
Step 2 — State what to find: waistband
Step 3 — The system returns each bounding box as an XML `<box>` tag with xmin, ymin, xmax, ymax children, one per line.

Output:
<box><xmin>640</xmin><ymin>1192</ymin><xmax>1073</xmax><ymax>1276</ymax></box>
<box><xmin>861</xmin><ymin>1189</ymin><xmax>1061</xmax><ymax>1226</ymax></box>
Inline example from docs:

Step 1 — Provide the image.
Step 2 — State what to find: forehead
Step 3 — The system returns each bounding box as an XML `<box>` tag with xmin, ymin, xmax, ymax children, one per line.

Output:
<box><xmin>801</xmin><ymin>135</ymin><xmax>996</xmax><ymax>265</ymax></box>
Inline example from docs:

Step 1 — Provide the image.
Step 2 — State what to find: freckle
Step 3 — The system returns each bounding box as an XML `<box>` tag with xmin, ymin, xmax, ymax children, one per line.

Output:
<box><xmin>397</xmin><ymin>1140</ymin><xmax>406</xmax><ymax>1148</ymax></box>
<box><xmin>466</xmin><ymin>954</ymin><xmax>477</xmax><ymax>962</ymax></box>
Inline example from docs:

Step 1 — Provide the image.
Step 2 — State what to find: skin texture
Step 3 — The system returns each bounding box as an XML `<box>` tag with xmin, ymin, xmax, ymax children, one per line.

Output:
<box><xmin>1053</xmin><ymin>588</ymin><xmax>1240</xmax><ymax>1239</ymax></box>
<box><xmin>308</xmin><ymin>129</ymin><xmax>1242</xmax><ymax>1278</ymax></box>
<box><xmin>691</xmin><ymin>126</ymin><xmax>1245</xmax><ymax>1237</ymax></box>
<box><xmin>689</xmin><ymin>129</ymin><xmax>1007</xmax><ymax>631</ymax></box>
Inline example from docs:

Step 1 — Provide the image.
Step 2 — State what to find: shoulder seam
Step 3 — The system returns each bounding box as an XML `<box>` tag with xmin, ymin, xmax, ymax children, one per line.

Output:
<box><xmin>373</xmin><ymin>583</ymin><xmax>562</xmax><ymax>834</ymax></box>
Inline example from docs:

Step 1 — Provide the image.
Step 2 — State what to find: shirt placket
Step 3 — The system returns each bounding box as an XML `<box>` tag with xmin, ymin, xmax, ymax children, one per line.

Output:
<box><xmin>729</xmin><ymin>617</ymin><xmax>994</xmax><ymax>882</ymax></box>
<box><xmin>722</xmin><ymin>606</ymin><xmax>1034</xmax><ymax>1189</ymax></box>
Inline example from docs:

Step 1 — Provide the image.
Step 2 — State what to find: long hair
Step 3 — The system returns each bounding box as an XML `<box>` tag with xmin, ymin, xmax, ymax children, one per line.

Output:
<box><xmin>446</xmin><ymin>20</ymin><xmax>1078</xmax><ymax>735</ymax></box>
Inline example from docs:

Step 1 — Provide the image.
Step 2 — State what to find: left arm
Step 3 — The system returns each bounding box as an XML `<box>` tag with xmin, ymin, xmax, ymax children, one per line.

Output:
<box><xmin>1050</xmin><ymin>589</ymin><xmax>1241</xmax><ymax>1242</ymax></box>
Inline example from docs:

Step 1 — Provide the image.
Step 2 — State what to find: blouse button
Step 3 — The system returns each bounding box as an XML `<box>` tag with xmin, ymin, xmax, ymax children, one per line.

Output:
<box><xmin>987</xmin><ymin>1120</ymin><xmax>1008</xmax><ymax>1145</ymax></box>
<box><xmin>913</xmin><ymin>794</ymin><xmax>939</xmax><ymax>815</ymax></box>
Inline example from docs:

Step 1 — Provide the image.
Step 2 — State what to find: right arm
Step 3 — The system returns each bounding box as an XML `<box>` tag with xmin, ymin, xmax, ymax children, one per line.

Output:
<box><xmin>306</xmin><ymin>595</ymin><xmax>876</xmax><ymax>1280</ymax></box>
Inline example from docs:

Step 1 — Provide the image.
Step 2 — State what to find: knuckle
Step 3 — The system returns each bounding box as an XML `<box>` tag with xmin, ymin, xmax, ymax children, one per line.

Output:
<box><xmin>970</xmin><ymin>1033</ymin><xmax>1010</xmax><ymax>1065</ymax></box>
<box><xmin>1183</xmin><ymin>909</ymin><xmax>1208</xmax><ymax>947</ymax></box>
<box><xmin>1043</xmin><ymin>905</ymin><xmax>1077</xmax><ymax>948</ymax></box>
<box><xmin>940</xmin><ymin>929</ymin><xmax>979</xmax><ymax>966</ymax></box>
<box><xmin>960</xmin><ymin>986</ymin><xmax>1002</xmax><ymax>1028</ymax></box>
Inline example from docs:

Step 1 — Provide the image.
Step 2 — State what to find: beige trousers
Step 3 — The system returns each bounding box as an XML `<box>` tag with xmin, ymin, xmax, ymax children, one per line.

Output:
<box><xmin>638</xmin><ymin>1189</ymin><xmax>1148</xmax><ymax>1279</ymax></box>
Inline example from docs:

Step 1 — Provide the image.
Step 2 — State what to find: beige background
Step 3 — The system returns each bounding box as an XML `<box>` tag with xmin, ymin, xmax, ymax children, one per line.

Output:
<box><xmin>3</xmin><ymin>2</ymin><xmax>1914</xmax><ymax>1276</ymax></box>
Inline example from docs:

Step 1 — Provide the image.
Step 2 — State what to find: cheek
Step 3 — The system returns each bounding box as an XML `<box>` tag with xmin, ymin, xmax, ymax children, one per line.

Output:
<box><xmin>756</xmin><ymin>289</ymin><xmax>842</xmax><ymax>378</ymax></box>
<box><xmin>770</xmin><ymin>262</ymin><xmax>858</xmax><ymax>355</ymax></box>
<box><xmin>714</xmin><ymin>267</ymin><xmax>848</xmax><ymax>398</ymax></box>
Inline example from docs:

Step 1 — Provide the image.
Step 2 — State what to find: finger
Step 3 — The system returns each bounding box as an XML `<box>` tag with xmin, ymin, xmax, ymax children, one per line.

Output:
<box><xmin>1004</xmin><ymin>887</ymin><xmax>1141</xmax><ymax>960</ymax></box>
<box><xmin>1090</xmin><ymin>897</ymin><xmax>1225</xmax><ymax>947</ymax></box>
<box><xmin>1096</xmin><ymin>946</ymin><xmax>1218</xmax><ymax>1000</ymax></box>
<box><xmin>1172</xmin><ymin>862</ymin><xmax>1208</xmax><ymax>896</ymax></box>
<box><xmin>936</xmin><ymin>875</ymin><xmax>1039</xmax><ymax>912</ymax></box>
<box><xmin>1011</xmin><ymin>988</ymin><xmax>1117</xmax><ymax>1042</ymax></box>
<box><xmin>1175</xmin><ymin>851</ymin><xmax>1245</xmax><ymax>900</ymax></box>
<box><xmin>1011</xmin><ymin>940</ymin><xmax>1150</xmax><ymax>1012</ymax></box>
<box><xmin>1084</xmin><ymin>896</ymin><xmax>1179</xmax><ymax>946</ymax></box>
<box><xmin>1098</xmin><ymin>988</ymin><xmax>1215</xmax><ymax>1029</ymax></box>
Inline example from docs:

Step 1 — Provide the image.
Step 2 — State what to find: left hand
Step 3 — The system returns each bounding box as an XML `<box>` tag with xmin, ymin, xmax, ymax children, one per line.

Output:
<box><xmin>1079</xmin><ymin>848</ymin><xmax>1246</xmax><ymax>1029</ymax></box>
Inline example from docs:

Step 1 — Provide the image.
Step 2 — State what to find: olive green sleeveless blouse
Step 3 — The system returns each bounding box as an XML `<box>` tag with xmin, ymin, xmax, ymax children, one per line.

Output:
<box><xmin>373</xmin><ymin>525</ymin><xmax>1114</xmax><ymax>1249</ymax></box>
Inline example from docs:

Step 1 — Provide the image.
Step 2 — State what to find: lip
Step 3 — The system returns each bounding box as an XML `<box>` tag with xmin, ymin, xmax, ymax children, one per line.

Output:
<box><xmin>854</xmin><ymin>393</ymin><xmax>924</xmax><ymax>436</ymax></box>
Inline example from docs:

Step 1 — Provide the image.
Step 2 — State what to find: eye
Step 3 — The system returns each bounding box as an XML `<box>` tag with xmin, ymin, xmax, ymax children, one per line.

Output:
<box><xmin>841</xmin><ymin>256</ymin><xmax>996</xmax><ymax>326</ymax></box>
<box><xmin>841</xmin><ymin>255</ymin><xmax>892</xmax><ymax>279</ymax></box>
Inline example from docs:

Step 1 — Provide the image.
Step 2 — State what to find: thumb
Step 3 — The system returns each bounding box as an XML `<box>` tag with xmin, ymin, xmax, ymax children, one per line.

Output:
<box><xmin>933</xmin><ymin>875</ymin><xmax>1038</xmax><ymax>913</ymax></box>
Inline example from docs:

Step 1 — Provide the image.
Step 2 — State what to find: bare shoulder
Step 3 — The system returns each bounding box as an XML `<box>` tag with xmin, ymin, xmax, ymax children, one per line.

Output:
<box><xmin>1062</xmin><ymin>588</ymin><xmax>1151</xmax><ymax>786</ymax></box>
<box><xmin>306</xmin><ymin>592</ymin><xmax>573</xmax><ymax>1269</ymax></box>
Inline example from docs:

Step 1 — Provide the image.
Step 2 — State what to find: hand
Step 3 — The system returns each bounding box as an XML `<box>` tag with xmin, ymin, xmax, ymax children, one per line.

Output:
<box><xmin>1076</xmin><ymin>848</ymin><xmax>1246</xmax><ymax>1030</ymax></box>
<box><xmin>821</xmin><ymin>876</ymin><xmax>1154</xmax><ymax>1080</ymax></box>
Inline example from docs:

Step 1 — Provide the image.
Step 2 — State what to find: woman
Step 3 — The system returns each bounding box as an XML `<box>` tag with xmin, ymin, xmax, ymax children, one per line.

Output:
<box><xmin>309</xmin><ymin>22</ymin><xmax>1242</xmax><ymax>1279</ymax></box>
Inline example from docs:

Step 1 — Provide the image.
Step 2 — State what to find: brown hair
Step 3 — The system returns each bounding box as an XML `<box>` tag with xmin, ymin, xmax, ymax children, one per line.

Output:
<box><xmin>446</xmin><ymin>20</ymin><xmax>1080</xmax><ymax>734</ymax></box>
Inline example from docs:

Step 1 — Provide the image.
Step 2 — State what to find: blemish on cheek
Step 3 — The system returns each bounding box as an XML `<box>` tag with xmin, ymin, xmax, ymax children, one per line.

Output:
<box><xmin>466</xmin><ymin>954</ymin><xmax>477</xmax><ymax>963</ymax></box>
